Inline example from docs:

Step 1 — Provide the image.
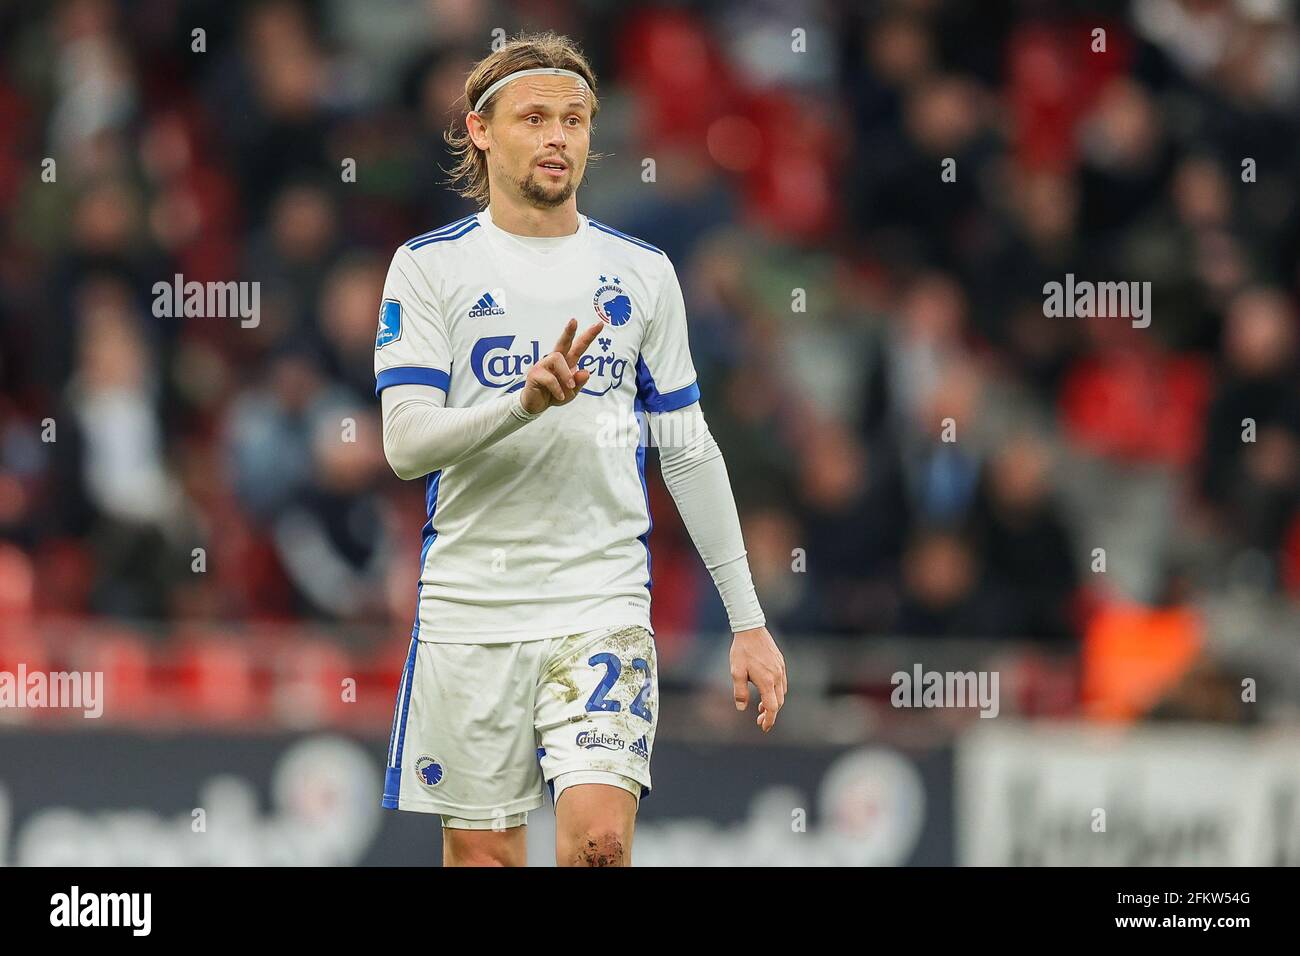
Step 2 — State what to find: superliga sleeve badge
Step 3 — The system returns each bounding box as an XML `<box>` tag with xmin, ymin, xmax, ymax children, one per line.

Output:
<box><xmin>376</xmin><ymin>299</ymin><xmax>402</xmax><ymax>349</ymax></box>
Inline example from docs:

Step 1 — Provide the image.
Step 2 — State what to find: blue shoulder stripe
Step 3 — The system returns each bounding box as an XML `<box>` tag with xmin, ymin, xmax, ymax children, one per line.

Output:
<box><xmin>405</xmin><ymin>214</ymin><xmax>477</xmax><ymax>248</ymax></box>
<box><xmin>408</xmin><ymin>219</ymin><xmax>480</xmax><ymax>250</ymax></box>
<box><xmin>375</xmin><ymin>366</ymin><xmax>451</xmax><ymax>395</ymax></box>
<box><xmin>405</xmin><ymin>214</ymin><xmax>475</xmax><ymax>246</ymax></box>
<box><xmin>588</xmin><ymin>219</ymin><xmax>664</xmax><ymax>255</ymax></box>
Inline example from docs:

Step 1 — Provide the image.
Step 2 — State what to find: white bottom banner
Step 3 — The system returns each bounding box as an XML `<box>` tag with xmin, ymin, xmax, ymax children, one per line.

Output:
<box><xmin>957</xmin><ymin>723</ymin><xmax>1300</xmax><ymax>865</ymax></box>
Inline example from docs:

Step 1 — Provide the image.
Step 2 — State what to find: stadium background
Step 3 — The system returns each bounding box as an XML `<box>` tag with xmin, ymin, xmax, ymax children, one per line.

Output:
<box><xmin>1</xmin><ymin>0</ymin><xmax>1298</xmax><ymax>865</ymax></box>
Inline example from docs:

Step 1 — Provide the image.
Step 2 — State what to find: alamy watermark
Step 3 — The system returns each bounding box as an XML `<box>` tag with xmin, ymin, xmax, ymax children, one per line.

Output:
<box><xmin>0</xmin><ymin>666</ymin><xmax>103</xmax><ymax>718</ymax></box>
<box><xmin>595</xmin><ymin>409</ymin><xmax>710</xmax><ymax>454</ymax></box>
<box><xmin>152</xmin><ymin>274</ymin><xmax>260</xmax><ymax>327</ymax></box>
<box><xmin>50</xmin><ymin>886</ymin><xmax>151</xmax><ymax>936</ymax></box>
<box><xmin>1043</xmin><ymin>273</ymin><xmax>1150</xmax><ymax>328</ymax></box>
<box><xmin>891</xmin><ymin>664</ymin><xmax>999</xmax><ymax>718</ymax></box>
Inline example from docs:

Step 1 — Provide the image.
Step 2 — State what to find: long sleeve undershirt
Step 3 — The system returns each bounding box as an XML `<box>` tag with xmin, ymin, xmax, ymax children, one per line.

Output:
<box><xmin>380</xmin><ymin>383</ymin><xmax>539</xmax><ymax>478</ymax></box>
<box><xmin>380</xmin><ymin>383</ymin><xmax>765</xmax><ymax>633</ymax></box>
<box><xmin>648</xmin><ymin>402</ymin><xmax>766</xmax><ymax>632</ymax></box>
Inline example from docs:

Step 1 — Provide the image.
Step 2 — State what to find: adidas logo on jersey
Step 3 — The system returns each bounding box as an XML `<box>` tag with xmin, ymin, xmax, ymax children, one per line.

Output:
<box><xmin>469</xmin><ymin>291</ymin><xmax>506</xmax><ymax>318</ymax></box>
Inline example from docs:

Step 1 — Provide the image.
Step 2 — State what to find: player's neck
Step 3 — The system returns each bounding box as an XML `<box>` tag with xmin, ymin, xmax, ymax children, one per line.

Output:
<box><xmin>485</xmin><ymin>196</ymin><xmax>579</xmax><ymax>238</ymax></box>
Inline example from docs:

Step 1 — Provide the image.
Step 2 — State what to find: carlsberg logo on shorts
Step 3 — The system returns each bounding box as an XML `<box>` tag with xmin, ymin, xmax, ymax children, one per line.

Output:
<box><xmin>576</xmin><ymin>730</ymin><xmax>625</xmax><ymax>751</ymax></box>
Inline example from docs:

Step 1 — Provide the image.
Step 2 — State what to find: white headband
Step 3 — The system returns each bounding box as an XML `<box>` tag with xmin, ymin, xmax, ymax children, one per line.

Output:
<box><xmin>473</xmin><ymin>67</ymin><xmax>590</xmax><ymax>113</ymax></box>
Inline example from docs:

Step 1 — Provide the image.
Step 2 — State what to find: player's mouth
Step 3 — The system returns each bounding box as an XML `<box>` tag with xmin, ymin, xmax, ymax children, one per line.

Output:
<box><xmin>537</xmin><ymin>158</ymin><xmax>568</xmax><ymax>178</ymax></box>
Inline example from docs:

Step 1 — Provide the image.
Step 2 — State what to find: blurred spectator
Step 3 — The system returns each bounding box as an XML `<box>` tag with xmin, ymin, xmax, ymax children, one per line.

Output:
<box><xmin>50</xmin><ymin>276</ymin><xmax>188</xmax><ymax>617</ymax></box>
<box><xmin>794</xmin><ymin>421</ymin><xmax>908</xmax><ymax>635</ymax></box>
<box><xmin>271</xmin><ymin>409</ymin><xmax>393</xmax><ymax>620</ymax></box>
<box><xmin>1198</xmin><ymin>288</ymin><xmax>1300</xmax><ymax>567</ymax></box>
<box><xmin>895</xmin><ymin>528</ymin><xmax>1015</xmax><ymax>638</ymax></box>
<box><xmin>970</xmin><ymin>432</ymin><xmax>1080</xmax><ymax>640</ymax></box>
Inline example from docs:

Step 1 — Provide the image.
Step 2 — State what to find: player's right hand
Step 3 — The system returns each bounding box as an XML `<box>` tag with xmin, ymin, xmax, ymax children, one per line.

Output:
<box><xmin>520</xmin><ymin>317</ymin><xmax>604</xmax><ymax>415</ymax></box>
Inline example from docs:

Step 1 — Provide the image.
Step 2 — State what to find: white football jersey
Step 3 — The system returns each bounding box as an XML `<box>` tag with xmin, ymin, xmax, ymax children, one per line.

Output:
<box><xmin>374</xmin><ymin>209</ymin><xmax>700</xmax><ymax>643</ymax></box>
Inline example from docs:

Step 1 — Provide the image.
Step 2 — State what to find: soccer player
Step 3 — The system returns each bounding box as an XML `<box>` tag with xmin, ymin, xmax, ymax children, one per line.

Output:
<box><xmin>375</xmin><ymin>32</ymin><xmax>786</xmax><ymax>866</ymax></box>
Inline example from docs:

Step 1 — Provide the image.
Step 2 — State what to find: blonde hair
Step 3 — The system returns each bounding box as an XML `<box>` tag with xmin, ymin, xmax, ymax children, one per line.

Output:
<box><xmin>444</xmin><ymin>32</ymin><xmax>601</xmax><ymax>207</ymax></box>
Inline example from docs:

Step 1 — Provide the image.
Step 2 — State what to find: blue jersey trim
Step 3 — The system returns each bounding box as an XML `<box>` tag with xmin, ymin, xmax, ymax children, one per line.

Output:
<box><xmin>634</xmin><ymin>356</ymin><xmax>700</xmax><ymax>412</ymax></box>
<box><xmin>632</xmin><ymin>397</ymin><xmax>654</xmax><ymax>591</ymax></box>
<box><xmin>588</xmin><ymin>219</ymin><xmax>664</xmax><ymax>255</ymax></box>
<box><xmin>408</xmin><ymin>219</ymin><xmax>480</xmax><ymax>250</ymax></box>
<box><xmin>375</xmin><ymin>366</ymin><xmax>451</xmax><ymax>396</ymax></box>
<box><xmin>649</xmin><ymin>380</ymin><xmax>700</xmax><ymax>412</ymax></box>
<box><xmin>405</xmin><ymin>214</ymin><xmax>476</xmax><ymax>248</ymax></box>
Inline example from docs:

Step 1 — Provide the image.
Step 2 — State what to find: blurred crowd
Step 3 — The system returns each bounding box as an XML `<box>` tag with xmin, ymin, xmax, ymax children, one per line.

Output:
<box><xmin>0</xmin><ymin>0</ymin><xmax>1298</xmax><ymax>663</ymax></box>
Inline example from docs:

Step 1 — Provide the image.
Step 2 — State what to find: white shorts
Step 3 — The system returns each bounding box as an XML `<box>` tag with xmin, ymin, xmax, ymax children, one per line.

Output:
<box><xmin>381</xmin><ymin>624</ymin><xmax>658</xmax><ymax>828</ymax></box>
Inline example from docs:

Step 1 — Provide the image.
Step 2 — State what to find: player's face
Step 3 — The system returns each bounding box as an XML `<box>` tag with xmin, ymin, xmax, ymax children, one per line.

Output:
<box><xmin>483</xmin><ymin>76</ymin><xmax>591</xmax><ymax>209</ymax></box>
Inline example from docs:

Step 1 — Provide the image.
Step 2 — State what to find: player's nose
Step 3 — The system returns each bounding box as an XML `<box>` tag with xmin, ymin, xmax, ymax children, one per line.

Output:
<box><xmin>541</xmin><ymin>119</ymin><xmax>568</xmax><ymax>146</ymax></box>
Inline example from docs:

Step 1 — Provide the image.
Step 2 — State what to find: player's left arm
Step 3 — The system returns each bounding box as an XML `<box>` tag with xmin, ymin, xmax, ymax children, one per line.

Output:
<box><xmin>640</xmin><ymin>257</ymin><xmax>787</xmax><ymax>733</ymax></box>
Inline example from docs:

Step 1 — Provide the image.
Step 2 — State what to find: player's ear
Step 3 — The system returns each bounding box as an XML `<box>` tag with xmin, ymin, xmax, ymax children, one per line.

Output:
<box><xmin>466</xmin><ymin>111</ymin><xmax>491</xmax><ymax>151</ymax></box>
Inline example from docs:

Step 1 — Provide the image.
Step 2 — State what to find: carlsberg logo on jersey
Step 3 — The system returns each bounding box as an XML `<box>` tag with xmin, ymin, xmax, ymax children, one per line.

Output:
<box><xmin>471</xmin><ymin>334</ymin><xmax>629</xmax><ymax>393</ymax></box>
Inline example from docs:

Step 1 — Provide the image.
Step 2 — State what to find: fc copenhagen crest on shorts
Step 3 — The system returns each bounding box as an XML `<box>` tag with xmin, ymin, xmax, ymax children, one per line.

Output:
<box><xmin>593</xmin><ymin>275</ymin><xmax>633</xmax><ymax>327</ymax></box>
<box><xmin>414</xmin><ymin>754</ymin><xmax>444</xmax><ymax>790</ymax></box>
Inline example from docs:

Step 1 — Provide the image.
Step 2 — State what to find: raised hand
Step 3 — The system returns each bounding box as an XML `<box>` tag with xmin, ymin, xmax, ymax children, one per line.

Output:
<box><xmin>520</xmin><ymin>317</ymin><xmax>606</xmax><ymax>415</ymax></box>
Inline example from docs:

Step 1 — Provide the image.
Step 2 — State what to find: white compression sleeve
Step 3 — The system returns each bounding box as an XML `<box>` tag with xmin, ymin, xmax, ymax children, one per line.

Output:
<box><xmin>649</xmin><ymin>404</ymin><xmax>766</xmax><ymax>632</ymax></box>
<box><xmin>380</xmin><ymin>383</ymin><xmax>540</xmax><ymax>479</ymax></box>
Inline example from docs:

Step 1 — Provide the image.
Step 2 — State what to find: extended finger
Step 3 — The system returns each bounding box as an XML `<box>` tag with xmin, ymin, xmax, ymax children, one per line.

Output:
<box><xmin>567</xmin><ymin>320</ymin><xmax>605</xmax><ymax>367</ymax></box>
<box><xmin>552</xmin><ymin>318</ymin><xmax>577</xmax><ymax>357</ymax></box>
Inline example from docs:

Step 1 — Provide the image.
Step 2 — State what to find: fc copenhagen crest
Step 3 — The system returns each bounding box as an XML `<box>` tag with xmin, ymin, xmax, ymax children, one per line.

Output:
<box><xmin>414</xmin><ymin>754</ymin><xmax>444</xmax><ymax>790</ymax></box>
<box><xmin>593</xmin><ymin>275</ymin><xmax>633</xmax><ymax>327</ymax></box>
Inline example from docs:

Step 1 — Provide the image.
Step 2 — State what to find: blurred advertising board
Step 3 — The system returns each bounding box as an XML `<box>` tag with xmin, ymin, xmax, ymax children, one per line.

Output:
<box><xmin>956</xmin><ymin>723</ymin><xmax>1300</xmax><ymax>865</ymax></box>
<box><xmin>0</xmin><ymin>730</ymin><xmax>954</xmax><ymax>866</ymax></box>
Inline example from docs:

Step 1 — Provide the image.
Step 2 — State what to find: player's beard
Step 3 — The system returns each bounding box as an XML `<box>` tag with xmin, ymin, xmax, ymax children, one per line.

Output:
<box><xmin>516</xmin><ymin>166</ymin><xmax>576</xmax><ymax>208</ymax></box>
